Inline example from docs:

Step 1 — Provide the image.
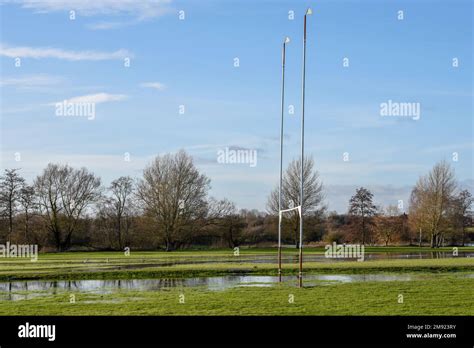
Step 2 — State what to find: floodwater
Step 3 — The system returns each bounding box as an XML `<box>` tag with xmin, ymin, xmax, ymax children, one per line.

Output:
<box><xmin>86</xmin><ymin>251</ymin><xmax>474</xmax><ymax>270</ymax></box>
<box><xmin>1</xmin><ymin>273</ymin><xmax>472</xmax><ymax>301</ymax></box>
<box><xmin>311</xmin><ymin>251</ymin><xmax>473</xmax><ymax>263</ymax></box>
<box><xmin>136</xmin><ymin>251</ymin><xmax>474</xmax><ymax>267</ymax></box>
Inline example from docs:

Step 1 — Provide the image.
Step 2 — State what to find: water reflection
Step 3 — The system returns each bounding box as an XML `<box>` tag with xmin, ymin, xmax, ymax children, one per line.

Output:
<box><xmin>143</xmin><ymin>252</ymin><xmax>474</xmax><ymax>266</ymax></box>
<box><xmin>269</xmin><ymin>252</ymin><xmax>474</xmax><ymax>263</ymax></box>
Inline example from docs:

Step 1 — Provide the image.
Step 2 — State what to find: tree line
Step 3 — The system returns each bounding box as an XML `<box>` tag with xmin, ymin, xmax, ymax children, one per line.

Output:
<box><xmin>0</xmin><ymin>151</ymin><xmax>472</xmax><ymax>251</ymax></box>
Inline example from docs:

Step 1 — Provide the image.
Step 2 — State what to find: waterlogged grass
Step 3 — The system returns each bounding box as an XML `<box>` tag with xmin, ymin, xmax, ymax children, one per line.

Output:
<box><xmin>0</xmin><ymin>274</ymin><xmax>472</xmax><ymax>315</ymax></box>
<box><xmin>0</xmin><ymin>258</ymin><xmax>473</xmax><ymax>281</ymax></box>
<box><xmin>0</xmin><ymin>248</ymin><xmax>472</xmax><ymax>315</ymax></box>
<box><xmin>0</xmin><ymin>248</ymin><xmax>472</xmax><ymax>280</ymax></box>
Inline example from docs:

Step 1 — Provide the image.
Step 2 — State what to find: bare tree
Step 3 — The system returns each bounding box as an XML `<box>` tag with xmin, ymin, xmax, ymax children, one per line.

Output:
<box><xmin>19</xmin><ymin>184</ymin><xmax>36</xmax><ymax>243</ymax></box>
<box><xmin>136</xmin><ymin>151</ymin><xmax>210</xmax><ymax>251</ymax></box>
<box><xmin>409</xmin><ymin>161</ymin><xmax>457</xmax><ymax>248</ymax></box>
<box><xmin>0</xmin><ymin>169</ymin><xmax>25</xmax><ymax>242</ymax></box>
<box><xmin>267</xmin><ymin>156</ymin><xmax>325</xmax><ymax>246</ymax></box>
<box><xmin>240</xmin><ymin>209</ymin><xmax>266</xmax><ymax>245</ymax></box>
<box><xmin>34</xmin><ymin>164</ymin><xmax>101</xmax><ymax>251</ymax></box>
<box><xmin>348</xmin><ymin>187</ymin><xmax>377</xmax><ymax>245</ymax></box>
<box><xmin>408</xmin><ymin>186</ymin><xmax>429</xmax><ymax>246</ymax></box>
<box><xmin>207</xmin><ymin>198</ymin><xmax>245</xmax><ymax>248</ymax></box>
<box><xmin>450</xmin><ymin>189</ymin><xmax>473</xmax><ymax>246</ymax></box>
<box><xmin>98</xmin><ymin>176</ymin><xmax>135</xmax><ymax>250</ymax></box>
<box><xmin>375</xmin><ymin>205</ymin><xmax>402</xmax><ymax>246</ymax></box>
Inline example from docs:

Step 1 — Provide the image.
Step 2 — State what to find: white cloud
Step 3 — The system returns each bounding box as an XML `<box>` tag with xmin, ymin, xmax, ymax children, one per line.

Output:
<box><xmin>0</xmin><ymin>43</ymin><xmax>132</xmax><ymax>61</ymax></box>
<box><xmin>0</xmin><ymin>74</ymin><xmax>63</xmax><ymax>88</ymax></box>
<box><xmin>1</xmin><ymin>105</ymin><xmax>40</xmax><ymax>114</ymax></box>
<box><xmin>86</xmin><ymin>21</ymin><xmax>128</xmax><ymax>30</ymax></box>
<box><xmin>421</xmin><ymin>142</ymin><xmax>474</xmax><ymax>154</ymax></box>
<box><xmin>140</xmin><ymin>82</ymin><xmax>166</xmax><ymax>91</ymax></box>
<box><xmin>320</xmin><ymin>161</ymin><xmax>427</xmax><ymax>177</ymax></box>
<box><xmin>325</xmin><ymin>184</ymin><xmax>413</xmax><ymax>213</ymax></box>
<box><xmin>0</xmin><ymin>152</ymin><xmax>151</xmax><ymax>184</ymax></box>
<box><xmin>8</xmin><ymin>0</ymin><xmax>173</xmax><ymax>19</ymax></box>
<box><xmin>50</xmin><ymin>93</ymin><xmax>128</xmax><ymax>105</ymax></box>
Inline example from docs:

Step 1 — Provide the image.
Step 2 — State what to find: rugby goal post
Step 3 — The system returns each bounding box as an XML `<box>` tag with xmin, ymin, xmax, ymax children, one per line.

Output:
<box><xmin>277</xmin><ymin>205</ymin><xmax>302</xmax><ymax>283</ymax></box>
<box><xmin>276</xmin><ymin>7</ymin><xmax>312</xmax><ymax>288</ymax></box>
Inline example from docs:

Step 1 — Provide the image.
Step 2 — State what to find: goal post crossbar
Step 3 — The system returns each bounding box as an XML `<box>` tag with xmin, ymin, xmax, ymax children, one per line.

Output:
<box><xmin>278</xmin><ymin>206</ymin><xmax>301</xmax><ymax>219</ymax></box>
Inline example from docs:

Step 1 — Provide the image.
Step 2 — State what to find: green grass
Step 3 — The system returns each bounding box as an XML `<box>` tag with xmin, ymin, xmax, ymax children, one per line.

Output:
<box><xmin>0</xmin><ymin>248</ymin><xmax>472</xmax><ymax>315</ymax></box>
<box><xmin>0</xmin><ymin>274</ymin><xmax>472</xmax><ymax>315</ymax></box>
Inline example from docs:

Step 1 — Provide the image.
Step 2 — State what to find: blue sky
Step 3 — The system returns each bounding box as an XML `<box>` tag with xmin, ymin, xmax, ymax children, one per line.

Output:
<box><xmin>1</xmin><ymin>0</ymin><xmax>472</xmax><ymax>213</ymax></box>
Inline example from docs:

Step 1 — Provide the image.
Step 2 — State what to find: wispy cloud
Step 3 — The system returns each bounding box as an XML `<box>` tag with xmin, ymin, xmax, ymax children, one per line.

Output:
<box><xmin>50</xmin><ymin>93</ymin><xmax>128</xmax><ymax>105</ymax></box>
<box><xmin>0</xmin><ymin>74</ymin><xmax>63</xmax><ymax>88</ymax></box>
<box><xmin>325</xmin><ymin>184</ymin><xmax>413</xmax><ymax>213</ymax></box>
<box><xmin>8</xmin><ymin>0</ymin><xmax>173</xmax><ymax>19</ymax></box>
<box><xmin>320</xmin><ymin>161</ymin><xmax>427</xmax><ymax>177</ymax></box>
<box><xmin>1</xmin><ymin>105</ymin><xmax>41</xmax><ymax>114</ymax></box>
<box><xmin>0</xmin><ymin>43</ymin><xmax>132</xmax><ymax>61</ymax></box>
<box><xmin>421</xmin><ymin>142</ymin><xmax>474</xmax><ymax>154</ymax></box>
<box><xmin>0</xmin><ymin>151</ymin><xmax>152</xmax><ymax>182</ymax></box>
<box><xmin>140</xmin><ymin>82</ymin><xmax>166</xmax><ymax>91</ymax></box>
<box><xmin>86</xmin><ymin>21</ymin><xmax>129</xmax><ymax>30</ymax></box>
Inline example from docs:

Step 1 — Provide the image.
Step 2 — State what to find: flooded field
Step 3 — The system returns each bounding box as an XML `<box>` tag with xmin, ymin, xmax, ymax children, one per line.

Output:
<box><xmin>57</xmin><ymin>251</ymin><xmax>474</xmax><ymax>269</ymax></box>
<box><xmin>1</xmin><ymin>273</ymin><xmax>472</xmax><ymax>301</ymax></box>
<box><xmin>222</xmin><ymin>251</ymin><xmax>474</xmax><ymax>265</ymax></box>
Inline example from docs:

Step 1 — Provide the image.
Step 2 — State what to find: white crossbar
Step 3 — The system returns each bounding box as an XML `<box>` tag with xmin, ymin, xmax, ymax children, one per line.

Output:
<box><xmin>279</xmin><ymin>206</ymin><xmax>301</xmax><ymax>219</ymax></box>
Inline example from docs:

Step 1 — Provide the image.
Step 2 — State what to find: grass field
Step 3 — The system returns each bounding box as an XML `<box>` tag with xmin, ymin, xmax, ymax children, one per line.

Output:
<box><xmin>0</xmin><ymin>247</ymin><xmax>473</xmax><ymax>315</ymax></box>
<box><xmin>0</xmin><ymin>247</ymin><xmax>472</xmax><ymax>280</ymax></box>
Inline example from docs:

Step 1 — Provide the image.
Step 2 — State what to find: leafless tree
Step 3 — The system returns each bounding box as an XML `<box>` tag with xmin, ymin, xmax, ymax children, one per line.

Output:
<box><xmin>409</xmin><ymin>161</ymin><xmax>457</xmax><ymax>248</ymax></box>
<box><xmin>267</xmin><ymin>156</ymin><xmax>325</xmax><ymax>246</ymax></box>
<box><xmin>0</xmin><ymin>169</ymin><xmax>25</xmax><ymax>242</ymax></box>
<box><xmin>450</xmin><ymin>189</ymin><xmax>473</xmax><ymax>246</ymax></box>
<box><xmin>19</xmin><ymin>184</ymin><xmax>36</xmax><ymax>243</ymax></box>
<box><xmin>136</xmin><ymin>150</ymin><xmax>210</xmax><ymax>251</ymax></box>
<box><xmin>375</xmin><ymin>205</ymin><xmax>402</xmax><ymax>246</ymax></box>
<box><xmin>207</xmin><ymin>198</ymin><xmax>245</xmax><ymax>248</ymax></box>
<box><xmin>34</xmin><ymin>164</ymin><xmax>101</xmax><ymax>251</ymax></box>
<box><xmin>409</xmin><ymin>186</ymin><xmax>429</xmax><ymax>246</ymax></box>
<box><xmin>98</xmin><ymin>176</ymin><xmax>135</xmax><ymax>250</ymax></box>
